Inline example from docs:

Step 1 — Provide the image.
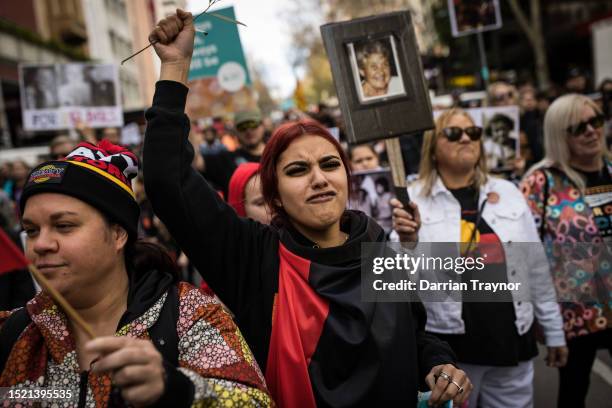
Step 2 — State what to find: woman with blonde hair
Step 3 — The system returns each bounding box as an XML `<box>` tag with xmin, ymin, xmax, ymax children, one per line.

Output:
<box><xmin>393</xmin><ymin>108</ymin><xmax>566</xmax><ymax>408</ymax></box>
<box><xmin>521</xmin><ymin>94</ymin><xmax>612</xmax><ymax>408</ymax></box>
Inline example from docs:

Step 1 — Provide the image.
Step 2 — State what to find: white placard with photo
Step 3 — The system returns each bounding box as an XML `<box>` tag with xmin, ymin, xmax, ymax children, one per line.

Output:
<box><xmin>448</xmin><ymin>0</ymin><xmax>502</xmax><ymax>37</ymax></box>
<box><xmin>433</xmin><ymin>106</ymin><xmax>520</xmax><ymax>171</ymax></box>
<box><xmin>19</xmin><ymin>63</ymin><xmax>123</xmax><ymax>131</ymax></box>
<box><xmin>348</xmin><ymin>168</ymin><xmax>396</xmax><ymax>236</ymax></box>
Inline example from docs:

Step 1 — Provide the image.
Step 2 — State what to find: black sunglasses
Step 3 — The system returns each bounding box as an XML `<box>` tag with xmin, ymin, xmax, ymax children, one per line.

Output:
<box><xmin>566</xmin><ymin>115</ymin><xmax>605</xmax><ymax>137</ymax></box>
<box><xmin>441</xmin><ymin>126</ymin><xmax>483</xmax><ymax>142</ymax></box>
<box><xmin>492</xmin><ymin>91</ymin><xmax>514</xmax><ymax>102</ymax></box>
<box><xmin>236</xmin><ymin>121</ymin><xmax>261</xmax><ymax>132</ymax></box>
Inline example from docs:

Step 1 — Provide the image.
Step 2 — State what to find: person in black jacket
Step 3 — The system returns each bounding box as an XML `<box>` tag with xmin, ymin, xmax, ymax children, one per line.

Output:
<box><xmin>143</xmin><ymin>9</ymin><xmax>471</xmax><ymax>407</ymax></box>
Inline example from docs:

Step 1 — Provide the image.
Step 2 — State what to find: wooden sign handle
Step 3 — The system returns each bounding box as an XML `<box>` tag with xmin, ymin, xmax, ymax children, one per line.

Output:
<box><xmin>384</xmin><ymin>137</ymin><xmax>411</xmax><ymax>209</ymax></box>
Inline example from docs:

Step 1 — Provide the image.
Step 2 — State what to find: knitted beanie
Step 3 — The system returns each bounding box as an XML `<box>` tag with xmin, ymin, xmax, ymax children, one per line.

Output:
<box><xmin>227</xmin><ymin>162</ymin><xmax>260</xmax><ymax>217</ymax></box>
<box><xmin>20</xmin><ymin>140</ymin><xmax>140</xmax><ymax>239</ymax></box>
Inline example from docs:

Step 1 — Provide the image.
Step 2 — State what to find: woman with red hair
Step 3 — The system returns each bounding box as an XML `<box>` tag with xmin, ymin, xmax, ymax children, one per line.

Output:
<box><xmin>143</xmin><ymin>10</ymin><xmax>470</xmax><ymax>407</ymax></box>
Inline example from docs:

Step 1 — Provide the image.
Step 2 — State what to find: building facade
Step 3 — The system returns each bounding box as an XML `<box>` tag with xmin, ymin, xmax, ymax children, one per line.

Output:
<box><xmin>152</xmin><ymin>0</ymin><xmax>187</xmax><ymax>20</ymax></box>
<box><xmin>0</xmin><ymin>0</ymin><xmax>89</xmax><ymax>147</ymax></box>
<box><xmin>81</xmin><ymin>0</ymin><xmax>142</xmax><ymax>110</ymax></box>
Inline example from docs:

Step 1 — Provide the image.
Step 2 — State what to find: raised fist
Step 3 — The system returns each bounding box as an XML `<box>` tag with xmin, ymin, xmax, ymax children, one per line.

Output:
<box><xmin>149</xmin><ymin>9</ymin><xmax>195</xmax><ymax>64</ymax></box>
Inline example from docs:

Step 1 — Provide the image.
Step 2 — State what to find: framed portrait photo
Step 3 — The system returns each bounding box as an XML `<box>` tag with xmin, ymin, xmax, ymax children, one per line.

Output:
<box><xmin>347</xmin><ymin>35</ymin><xmax>407</xmax><ymax>104</ymax></box>
<box><xmin>448</xmin><ymin>0</ymin><xmax>502</xmax><ymax>37</ymax></box>
<box><xmin>321</xmin><ymin>11</ymin><xmax>434</xmax><ymax>145</ymax></box>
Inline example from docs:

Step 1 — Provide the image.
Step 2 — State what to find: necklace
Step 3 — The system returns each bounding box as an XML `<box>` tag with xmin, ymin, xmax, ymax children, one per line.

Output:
<box><xmin>312</xmin><ymin>233</ymin><xmax>349</xmax><ymax>249</ymax></box>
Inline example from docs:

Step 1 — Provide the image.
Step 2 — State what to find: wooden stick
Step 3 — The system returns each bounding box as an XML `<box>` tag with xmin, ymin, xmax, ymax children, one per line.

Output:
<box><xmin>385</xmin><ymin>137</ymin><xmax>406</xmax><ymax>188</ymax></box>
<box><xmin>385</xmin><ymin>137</ymin><xmax>413</xmax><ymax>208</ymax></box>
<box><xmin>121</xmin><ymin>6</ymin><xmax>213</xmax><ymax>65</ymax></box>
<box><xmin>28</xmin><ymin>264</ymin><xmax>96</xmax><ymax>339</ymax></box>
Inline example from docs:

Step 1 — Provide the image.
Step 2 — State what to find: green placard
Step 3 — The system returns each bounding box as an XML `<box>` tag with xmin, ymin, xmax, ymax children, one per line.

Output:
<box><xmin>189</xmin><ymin>6</ymin><xmax>251</xmax><ymax>90</ymax></box>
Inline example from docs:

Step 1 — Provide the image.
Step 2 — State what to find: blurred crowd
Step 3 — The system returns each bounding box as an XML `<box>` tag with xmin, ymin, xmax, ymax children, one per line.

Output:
<box><xmin>2</xmin><ymin>4</ymin><xmax>612</xmax><ymax>404</ymax></box>
<box><xmin>2</xmin><ymin>70</ymin><xmax>611</xmax><ymax>261</ymax></box>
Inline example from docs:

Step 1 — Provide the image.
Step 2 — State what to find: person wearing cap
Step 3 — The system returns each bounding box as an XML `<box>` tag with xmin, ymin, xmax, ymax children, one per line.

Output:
<box><xmin>0</xmin><ymin>140</ymin><xmax>271</xmax><ymax>406</ymax></box>
<box><xmin>234</xmin><ymin>109</ymin><xmax>266</xmax><ymax>161</ymax></box>
<box><xmin>201</xmin><ymin>109</ymin><xmax>266</xmax><ymax>198</ymax></box>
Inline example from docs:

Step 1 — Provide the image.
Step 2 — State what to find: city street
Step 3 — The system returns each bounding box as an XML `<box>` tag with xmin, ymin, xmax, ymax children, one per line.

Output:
<box><xmin>534</xmin><ymin>346</ymin><xmax>612</xmax><ymax>407</ymax></box>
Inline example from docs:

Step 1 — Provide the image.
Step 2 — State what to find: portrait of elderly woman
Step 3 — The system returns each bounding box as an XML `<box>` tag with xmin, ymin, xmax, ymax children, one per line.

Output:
<box><xmin>349</xmin><ymin>36</ymin><xmax>406</xmax><ymax>103</ymax></box>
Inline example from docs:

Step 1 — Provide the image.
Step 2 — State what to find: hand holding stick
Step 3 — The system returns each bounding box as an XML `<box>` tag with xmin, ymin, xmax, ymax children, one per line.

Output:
<box><xmin>122</xmin><ymin>1</ymin><xmax>246</xmax><ymax>65</ymax></box>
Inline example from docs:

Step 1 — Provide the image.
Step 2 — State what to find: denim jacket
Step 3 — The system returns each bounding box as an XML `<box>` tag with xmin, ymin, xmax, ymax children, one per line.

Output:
<box><xmin>407</xmin><ymin>176</ymin><xmax>566</xmax><ymax>347</ymax></box>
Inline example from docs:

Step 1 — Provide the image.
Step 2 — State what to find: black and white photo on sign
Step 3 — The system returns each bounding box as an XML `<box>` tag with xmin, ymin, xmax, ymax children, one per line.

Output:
<box><xmin>85</xmin><ymin>65</ymin><xmax>118</xmax><ymax>106</ymax></box>
<box><xmin>433</xmin><ymin>106</ymin><xmax>520</xmax><ymax>171</ymax></box>
<box><xmin>482</xmin><ymin>106</ymin><xmax>520</xmax><ymax>171</ymax></box>
<box><xmin>58</xmin><ymin>64</ymin><xmax>118</xmax><ymax>107</ymax></box>
<box><xmin>19</xmin><ymin>63</ymin><xmax>122</xmax><ymax>131</ymax></box>
<box><xmin>348</xmin><ymin>169</ymin><xmax>396</xmax><ymax>236</ymax></box>
<box><xmin>21</xmin><ymin>65</ymin><xmax>59</xmax><ymax>110</ymax></box>
<box><xmin>347</xmin><ymin>35</ymin><xmax>406</xmax><ymax>103</ymax></box>
<box><xmin>448</xmin><ymin>0</ymin><xmax>502</xmax><ymax>37</ymax></box>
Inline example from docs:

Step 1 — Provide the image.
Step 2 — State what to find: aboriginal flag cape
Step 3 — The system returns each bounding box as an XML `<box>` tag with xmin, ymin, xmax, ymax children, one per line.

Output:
<box><xmin>265</xmin><ymin>211</ymin><xmax>432</xmax><ymax>407</ymax></box>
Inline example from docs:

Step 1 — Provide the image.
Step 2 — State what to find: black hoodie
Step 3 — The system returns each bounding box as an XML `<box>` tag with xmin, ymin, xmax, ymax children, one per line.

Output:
<box><xmin>143</xmin><ymin>80</ymin><xmax>456</xmax><ymax>406</ymax></box>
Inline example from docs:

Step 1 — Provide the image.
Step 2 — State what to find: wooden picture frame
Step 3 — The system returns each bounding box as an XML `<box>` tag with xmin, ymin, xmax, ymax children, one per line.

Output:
<box><xmin>321</xmin><ymin>11</ymin><xmax>434</xmax><ymax>145</ymax></box>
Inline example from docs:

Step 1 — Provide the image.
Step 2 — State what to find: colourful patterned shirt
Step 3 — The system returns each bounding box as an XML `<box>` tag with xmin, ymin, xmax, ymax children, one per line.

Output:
<box><xmin>522</xmin><ymin>166</ymin><xmax>612</xmax><ymax>340</ymax></box>
<box><xmin>0</xmin><ymin>282</ymin><xmax>272</xmax><ymax>407</ymax></box>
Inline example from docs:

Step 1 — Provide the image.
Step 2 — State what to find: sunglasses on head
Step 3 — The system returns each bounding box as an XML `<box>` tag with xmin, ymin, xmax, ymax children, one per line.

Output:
<box><xmin>566</xmin><ymin>114</ymin><xmax>605</xmax><ymax>137</ymax></box>
<box><xmin>441</xmin><ymin>126</ymin><xmax>483</xmax><ymax>142</ymax></box>
<box><xmin>237</xmin><ymin>121</ymin><xmax>261</xmax><ymax>132</ymax></box>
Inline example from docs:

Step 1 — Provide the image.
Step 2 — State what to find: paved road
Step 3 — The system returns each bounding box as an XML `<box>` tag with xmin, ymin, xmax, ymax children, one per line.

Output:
<box><xmin>534</xmin><ymin>346</ymin><xmax>612</xmax><ymax>408</ymax></box>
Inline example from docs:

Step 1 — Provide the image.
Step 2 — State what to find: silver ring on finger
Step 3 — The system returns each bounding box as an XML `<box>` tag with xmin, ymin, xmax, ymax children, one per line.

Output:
<box><xmin>449</xmin><ymin>379</ymin><xmax>464</xmax><ymax>394</ymax></box>
<box><xmin>437</xmin><ymin>371</ymin><xmax>452</xmax><ymax>382</ymax></box>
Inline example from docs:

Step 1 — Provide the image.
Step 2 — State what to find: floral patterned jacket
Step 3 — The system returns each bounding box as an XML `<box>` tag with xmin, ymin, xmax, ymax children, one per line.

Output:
<box><xmin>521</xmin><ymin>164</ymin><xmax>612</xmax><ymax>340</ymax></box>
<box><xmin>0</xmin><ymin>282</ymin><xmax>272</xmax><ymax>407</ymax></box>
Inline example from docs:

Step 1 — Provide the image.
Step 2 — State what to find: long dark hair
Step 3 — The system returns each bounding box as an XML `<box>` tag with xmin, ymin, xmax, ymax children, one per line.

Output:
<box><xmin>125</xmin><ymin>240</ymin><xmax>180</xmax><ymax>282</ymax></box>
<box><xmin>102</xmin><ymin>213</ymin><xmax>180</xmax><ymax>281</ymax></box>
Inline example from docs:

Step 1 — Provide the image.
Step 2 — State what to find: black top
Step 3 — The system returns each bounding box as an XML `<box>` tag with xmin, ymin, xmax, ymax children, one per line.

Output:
<box><xmin>143</xmin><ymin>80</ymin><xmax>457</xmax><ymax>405</ymax></box>
<box><xmin>201</xmin><ymin>147</ymin><xmax>261</xmax><ymax>198</ymax></box>
<box><xmin>434</xmin><ymin>186</ymin><xmax>537</xmax><ymax>366</ymax></box>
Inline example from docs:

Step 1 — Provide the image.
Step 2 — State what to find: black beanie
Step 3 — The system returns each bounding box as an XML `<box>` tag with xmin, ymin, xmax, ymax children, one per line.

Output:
<box><xmin>20</xmin><ymin>140</ymin><xmax>140</xmax><ymax>239</ymax></box>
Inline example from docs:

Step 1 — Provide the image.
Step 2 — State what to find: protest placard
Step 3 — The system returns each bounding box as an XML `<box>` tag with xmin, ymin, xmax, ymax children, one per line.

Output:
<box><xmin>448</xmin><ymin>0</ymin><xmax>502</xmax><ymax>37</ymax></box>
<box><xmin>321</xmin><ymin>11</ymin><xmax>434</xmax><ymax>145</ymax></box>
<box><xmin>186</xmin><ymin>6</ymin><xmax>255</xmax><ymax>119</ymax></box>
<box><xmin>19</xmin><ymin>63</ymin><xmax>122</xmax><ymax>131</ymax></box>
<box><xmin>348</xmin><ymin>168</ymin><xmax>396</xmax><ymax>237</ymax></box>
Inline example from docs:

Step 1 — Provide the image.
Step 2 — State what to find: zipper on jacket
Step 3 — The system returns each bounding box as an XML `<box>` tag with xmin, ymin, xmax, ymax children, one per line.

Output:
<box><xmin>77</xmin><ymin>371</ymin><xmax>88</xmax><ymax>408</ymax></box>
